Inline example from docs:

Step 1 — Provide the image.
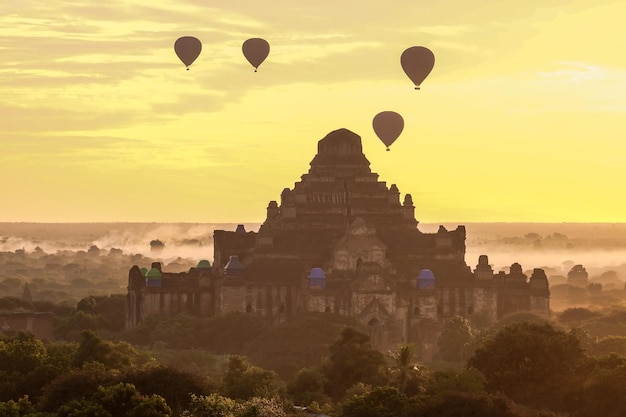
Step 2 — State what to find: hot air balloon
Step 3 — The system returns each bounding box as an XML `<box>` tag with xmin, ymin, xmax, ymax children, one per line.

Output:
<box><xmin>242</xmin><ymin>38</ymin><xmax>270</xmax><ymax>72</ymax></box>
<box><xmin>373</xmin><ymin>111</ymin><xmax>404</xmax><ymax>151</ymax></box>
<box><xmin>174</xmin><ymin>36</ymin><xmax>202</xmax><ymax>70</ymax></box>
<box><xmin>401</xmin><ymin>46</ymin><xmax>435</xmax><ymax>90</ymax></box>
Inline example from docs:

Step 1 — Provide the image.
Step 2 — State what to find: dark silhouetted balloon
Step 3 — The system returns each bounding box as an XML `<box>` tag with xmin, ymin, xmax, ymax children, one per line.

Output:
<box><xmin>401</xmin><ymin>46</ymin><xmax>435</xmax><ymax>90</ymax></box>
<box><xmin>174</xmin><ymin>36</ymin><xmax>202</xmax><ymax>70</ymax></box>
<box><xmin>373</xmin><ymin>111</ymin><xmax>404</xmax><ymax>151</ymax></box>
<box><xmin>242</xmin><ymin>38</ymin><xmax>270</xmax><ymax>72</ymax></box>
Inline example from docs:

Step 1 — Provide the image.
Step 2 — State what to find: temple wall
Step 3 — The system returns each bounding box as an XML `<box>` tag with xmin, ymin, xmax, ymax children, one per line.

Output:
<box><xmin>220</xmin><ymin>286</ymin><xmax>248</xmax><ymax>313</ymax></box>
<box><xmin>413</xmin><ymin>293</ymin><xmax>438</xmax><ymax>319</ymax></box>
<box><xmin>530</xmin><ymin>295</ymin><xmax>550</xmax><ymax>319</ymax></box>
<box><xmin>200</xmin><ymin>292</ymin><xmax>213</xmax><ymax>315</ymax></box>
<box><xmin>0</xmin><ymin>313</ymin><xmax>54</xmax><ymax>340</ymax></box>
<box><xmin>497</xmin><ymin>292</ymin><xmax>531</xmax><ymax>319</ymax></box>
<box><xmin>142</xmin><ymin>292</ymin><xmax>161</xmax><ymax>317</ymax></box>
<box><xmin>472</xmin><ymin>287</ymin><xmax>498</xmax><ymax>323</ymax></box>
<box><xmin>219</xmin><ymin>284</ymin><xmax>294</xmax><ymax>320</ymax></box>
<box><xmin>350</xmin><ymin>293</ymin><xmax>395</xmax><ymax>316</ymax></box>
<box><xmin>213</xmin><ymin>230</ymin><xmax>257</xmax><ymax>269</ymax></box>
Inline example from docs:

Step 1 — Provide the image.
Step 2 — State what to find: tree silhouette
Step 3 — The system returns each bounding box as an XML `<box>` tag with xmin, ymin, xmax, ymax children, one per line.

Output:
<box><xmin>323</xmin><ymin>328</ymin><xmax>387</xmax><ymax>400</ymax></box>
<box><xmin>387</xmin><ymin>344</ymin><xmax>426</xmax><ymax>395</ymax></box>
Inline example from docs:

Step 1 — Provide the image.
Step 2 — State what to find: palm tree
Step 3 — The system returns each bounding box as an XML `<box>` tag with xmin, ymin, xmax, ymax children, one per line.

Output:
<box><xmin>388</xmin><ymin>343</ymin><xmax>425</xmax><ymax>394</ymax></box>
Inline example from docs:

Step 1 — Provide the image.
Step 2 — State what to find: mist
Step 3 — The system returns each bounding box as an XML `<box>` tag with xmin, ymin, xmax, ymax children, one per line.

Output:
<box><xmin>2</xmin><ymin>221</ymin><xmax>625</xmax><ymax>279</ymax></box>
<box><xmin>0</xmin><ymin>222</ymin><xmax>261</xmax><ymax>262</ymax></box>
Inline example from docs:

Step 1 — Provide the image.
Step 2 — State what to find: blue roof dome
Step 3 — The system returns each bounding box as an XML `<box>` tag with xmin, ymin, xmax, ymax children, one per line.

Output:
<box><xmin>308</xmin><ymin>267</ymin><xmax>326</xmax><ymax>279</ymax></box>
<box><xmin>308</xmin><ymin>267</ymin><xmax>326</xmax><ymax>289</ymax></box>
<box><xmin>417</xmin><ymin>269</ymin><xmax>435</xmax><ymax>289</ymax></box>
<box><xmin>224</xmin><ymin>255</ymin><xmax>244</xmax><ymax>277</ymax></box>
<box><xmin>418</xmin><ymin>269</ymin><xmax>435</xmax><ymax>280</ymax></box>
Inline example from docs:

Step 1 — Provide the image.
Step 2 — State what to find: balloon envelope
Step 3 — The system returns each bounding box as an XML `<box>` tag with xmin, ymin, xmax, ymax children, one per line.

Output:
<box><xmin>242</xmin><ymin>38</ymin><xmax>270</xmax><ymax>71</ymax></box>
<box><xmin>174</xmin><ymin>36</ymin><xmax>202</xmax><ymax>69</ymax></box>
<box><xmin>373</xmin><ymin>111</ymin><xmax>404</xmax><ymax>150</ymax></box>
<box><xmin>401</xmin><ymin>46</ymin><xmax>435</xmax><ymax>89</ymax></box>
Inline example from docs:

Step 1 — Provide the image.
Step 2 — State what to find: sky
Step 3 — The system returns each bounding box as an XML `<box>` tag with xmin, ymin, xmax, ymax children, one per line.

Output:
<box><xmin>2</xmin><ymin>0</ymin><xmax>626</xmax><ymax>223</ymax></box>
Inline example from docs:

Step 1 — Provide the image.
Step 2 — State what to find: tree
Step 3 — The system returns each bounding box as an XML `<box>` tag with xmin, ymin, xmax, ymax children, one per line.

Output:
<box><xmin>123</xmin><ymin>365</ymin><xmax>215</xmax><ymax>415</ymax></box>
<box><xmin>72</xmin><ymin>330</ymin><xmax>151</xmax><ymax>370</ymax></box>
<box><xmin>590</xmin><ymin>336</ymin><xmax>626</xmax><ymax>357</ymax></box>
<box><xmin>323</xmin><ymin>328</ymin><xmax>387</xmax><ymax>400</ymax></box>
<box><xmin>557</xmin><ymin>307</ymin><xmax>600</xmax><ymax>325</ymax></box>
<box><xmin>406</xmin><ymin>392</ymin><xmax>534</xmax><ymax>417</ymax></box>
<box><xmin>182</xmin><ymin>395</ymin><xmax>286</xmax><ymax>417</ymax></box>
<box><xmin>0</xmin><ymin>332</ymin><xmax>47</xmax><ymax>376</ymax></box>
<box><xmin>493</xmin><ymin>312</ymin><xmax>548</xmax><ymax>330</ymax></box>
<box><xmin>578</xmin><ymin>355</ymin><xmax>626</xmax><ymax>417</ymax></box>
<box><xmin>587</xmin><ymin>282</ymin><xmax>602</xmax><ymax>295</ymax></box>
<box><xmin>221</xmin><ymin>356</ymin><xmax>282</xmax><ymax>401</ymax></box>
<box><xmin>181</xmin><ymin>393</ymin><xmax>240</xmax><ymax>417</ymax></box>
<box><xmin>238</xmin><ymin>397</ymin><xmax>286</xmax><ymax>417</ymax></box>
<box><xmin>55</xmin><ymin>383</ymin><xmax>171</xmax><ymax>417</ymax></box>
<box><xmin>38</xmin><ymin>368</ymin><xmax>118</xmax><ymax>412</ymax></box>
<box><xmin>426</xmin><ymin>368</ymin><xmax>486</xmax><ymax>398</ymax></box>
<box><xmin>287</xmin><ymin>367</ymin><xmax>330</xmax><ymax>406</ymax></box>
<box><xmin>242</xmin><ymin>312</ymin><xmax>358</xmax><ymax>379</ymax></box>
<box><xmin>436</xmin><ymin>316</ymin><xmax>474</xmax><ymax>362</ymax></box>
<box><xmin>524</xmin><ymin>232</ymin><xmax>541</xmax><ymax>241</ymax></box>
<box><xmin>200</xmin><ymin>313</ymin><xmax>269</xmax><ymax>354</ymax></box>
<box><xmin>150</xmin><ymin>240</ymin><xmax>165</xmax><ymax>252</ymax></box>
<box><xmin>341</xmin><ymin>386</ymin><xmax>407</xmax><ymax>417</ymax></box>
<box><xmin>76</xmin><ymin>297</ymin><xmax>96</xmax><ymax>314</ymax></box>
<box><xmin>468</xmin><ymin>322</ymin><xmax>586</xmax><ymax>412</ymax></box>
<box><xmin>0</xmin><ymin>396</ymin><xmax>43</xmax><ymax>417</ymax></box>
<box><xmin>387</xmin><ymin>344</ymin><xmax>427</xmax><ymax>396</ymax></box>
<box><xmin>568</xmin><ymin>265</ymin><xmax>589</xmax><ymax>288</ymax></box>
<box><xmin>0</xmin><ymin>332</ymin><xmax>70</xmax><ymax>403</ymax></box>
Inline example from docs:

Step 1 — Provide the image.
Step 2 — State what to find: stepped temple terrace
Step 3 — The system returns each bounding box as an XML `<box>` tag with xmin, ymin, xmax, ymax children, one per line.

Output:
<box><xmin>127</xmin><ymin>128</ymin><xmax>549</xmax><ymax>352</ymax></box>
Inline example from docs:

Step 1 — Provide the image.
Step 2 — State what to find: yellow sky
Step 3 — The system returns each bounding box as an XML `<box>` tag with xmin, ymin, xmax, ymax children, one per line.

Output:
<box><xmin>1</xmin><ymin>0</ymin><xmax>625</xmax><ymax>223</ymax></box>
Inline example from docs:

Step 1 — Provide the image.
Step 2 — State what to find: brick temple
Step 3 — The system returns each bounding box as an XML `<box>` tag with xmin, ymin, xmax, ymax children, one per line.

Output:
<box><xmin>127</xmin><ymin>128</ymin><xmax>550</xmax><ymax>352</ymax></box>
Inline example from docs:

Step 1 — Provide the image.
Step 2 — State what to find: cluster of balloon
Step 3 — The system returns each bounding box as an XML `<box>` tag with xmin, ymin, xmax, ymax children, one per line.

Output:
<box><xmin>174</xmin><ymin>36</ymin><xmax>202</xmax><ymax>70</ymax></box>
<box><xmin>372</xmin><ymin>111</ymin><xmax>404</xmax><ymax>152</ymax></box>
<box><xmin>173</xmin><ymin>36</ymin><xmax>271</xmax><ymax>73</ymax></box>
<box><xmin>242</xmin><ymin>38</ymin><xmax>270</xmax><ymax>72</ymax></box>
<box><xmin>401</xmin><ymin>46</ymin><xmax>435</xmax><ymax>90</ymax></box>
<box><xmin>372</xmin><ymin>46</ymin><xmax>435</xmax><ymax>151</ymax></box>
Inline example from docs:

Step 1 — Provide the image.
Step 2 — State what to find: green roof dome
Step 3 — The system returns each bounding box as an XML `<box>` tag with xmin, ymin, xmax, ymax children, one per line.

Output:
<box><xmin>197</xmin><ymin>260</ymin><xmax>212</xmax><ymax>270</ymax></box>
<box><xmin>140</xmin><ymin>267</ymin><xmax>148</xmax><ymax>277</ymax></box>
<box><xmin>145</xmin><ymin>268</ymin><xmax>162</xmax><ymax>279</ymax></box>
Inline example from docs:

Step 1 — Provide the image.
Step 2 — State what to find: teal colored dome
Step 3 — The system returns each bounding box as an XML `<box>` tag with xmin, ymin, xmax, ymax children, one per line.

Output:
<box><xmin>145</xmin><ymin>268</ymin><xmax>162</xmax><ymax>279</ymax></box>
<box><xmin>140</xmin><ymin>267</ymin><xmax>148</xmax><ymax>277</ymax></box>
<box><xmin>197</xmin><ymin>259</ymin><xmax>212</xmax><ymax>270</ymax></box>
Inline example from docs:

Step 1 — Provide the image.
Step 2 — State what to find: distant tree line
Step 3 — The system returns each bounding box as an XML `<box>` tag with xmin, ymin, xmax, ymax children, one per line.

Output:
<box><xmin>5</xmin><ymin>311</ymin><xmax>626</xmax><ymax>416</ymax></box>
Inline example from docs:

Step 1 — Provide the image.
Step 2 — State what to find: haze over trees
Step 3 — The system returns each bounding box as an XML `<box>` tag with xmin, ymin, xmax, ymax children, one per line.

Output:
<box><xmin>4</xmin><ymin>222</ymin><xmax>626</xmax><ymax>415</ymax></box>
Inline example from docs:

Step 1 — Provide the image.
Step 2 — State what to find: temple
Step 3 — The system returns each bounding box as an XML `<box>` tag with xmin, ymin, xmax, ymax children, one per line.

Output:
<box><xmin>127</xmin><ymin>128</ymin><xmax>550</xmax><ymax>352</ymax></box>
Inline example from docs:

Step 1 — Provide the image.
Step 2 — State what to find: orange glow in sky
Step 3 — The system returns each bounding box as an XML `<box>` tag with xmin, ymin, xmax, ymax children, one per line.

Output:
<box><xmin>2</xmin><ymin>1</ymin><xmax>625</xmax><ymax>223</ymax></box>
